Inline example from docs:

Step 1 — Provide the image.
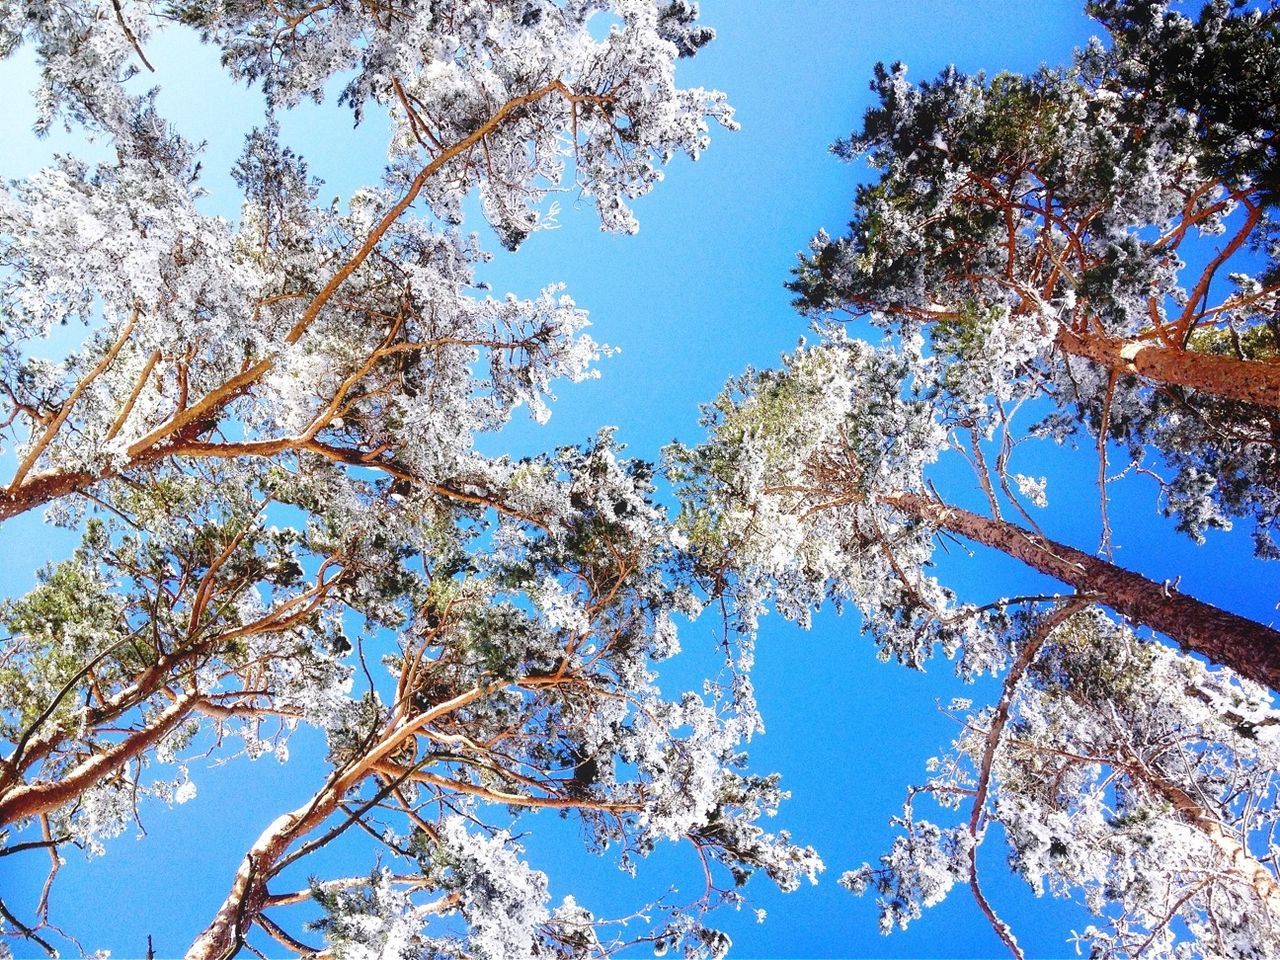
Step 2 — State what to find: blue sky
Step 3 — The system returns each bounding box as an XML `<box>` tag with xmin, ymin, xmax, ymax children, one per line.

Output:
<box><xmin>3</xmin><ymin>2</ymin><xmax>1272</xmax><ymax>957</ymax></box>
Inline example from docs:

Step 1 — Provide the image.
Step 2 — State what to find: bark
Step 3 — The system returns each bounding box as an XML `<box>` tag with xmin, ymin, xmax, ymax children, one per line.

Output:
<box><xmin>882</xmin><ymin>492</ymin><xmax>1280</xmax><ymax>690</ymax></box>
<box><xmin>186</xmin><ymin>686</ymin><xmax>492</xmax><ymax>959</ymax></box>
<box><xmin>1145</xmin><ymin>769</ymin><xmax>1280</xmax><ymax>914</ymax></box>
<box><xmin>966</xmin><ymin>602</ymin><xmax>1083</xmax><ymax>960</ymax></box>
<box><xmin>0</xmin><ymin>421</ymin><xmax>194</xmax><ymax>523</ymax></box>
<box><xmin>1057</xmin><ymin>329</ymin><xmax>1280</xmax><ymax>410</ymax></box>
<box><xmin>0</xmin><ymin>693</ymin><xmax>200</xmax><ymax>826</ymax></box>
<box><xmin>0</xmin><ymin>466</ymin><xmax>105</xmax><ymax>523</ymax></box>
<box><xmin>4</xmin><ymin>629</ymin><xmax>249</xmax><ymax>790</ymax></box>
<box><xmin>184</xmin><ymin>787</ymin><xmax>342</xmax><ymax>960</ymax></box>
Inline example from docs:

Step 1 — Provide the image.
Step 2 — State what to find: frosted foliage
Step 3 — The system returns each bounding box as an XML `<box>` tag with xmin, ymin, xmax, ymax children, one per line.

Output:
<box><xmin>311</xmin><ymin>869</ymin><xmax>445</xmax><ymax>960</ymax></box>
<box><xmin>0</xmin><ymin>395</ymin><xmax>815</xmax><ymax>953</ymax></box>
<box><xmin>840</xmin><ymin>816</ymin><xmax>972</xmax><ymax>935</ymax></box>
<box><xmin>1011</xmin><ymin>473</ymin><xmax>1047</xmax><ymax>509</ymax></box>
<box><xmin>158</xmin><ymin>433</ymin><xmax>811</xmax><ymax>960</ymax></box>
<box><xmin>0</xmin><ymin>465</ymin><xmax>368</xmax><ymax>852</ymax></box>
<box><xmin>671</xmin><ymin>332</ymin><xmax>1002</xmax><ymax>673</ymax></box>
<box><xmin>0</xmin><ymin>125</ymin><xmax>603</xmax><ymax>488</ymax></box>
<box><xmin>0</xmin><ymin>2</ymin><xmax>826</xmax><ymax>956</ymax></box>
<box><xmin>312</xmin><ymin>822</ymin><xmax>555</xmax><ymax>960</ymax></box>
<box><xmin>633</xmin><ymin>693</ymin><xmax>747</xmax><ymax>841</ymax></box>
<box><xmin>0</xmin><ymin>0</ymin><xmax>733</xmax><ymax>505</ymax></box>
<box><xmin>309</xmin><ymin>796</ymin><xmax>809</xmax><ymax>960</ymax></box>
<box><xmin>66</xmin><ymin>779</ymin><xmax>133</xmax><ymax>858</ymax></box>
<box><xmin>853</xmin><ymin>609</ymin><xmax>1280</xmax><ymax>958</ymax></box>
<box><xmin>789</xmin><ymin>2</ymin><xmax>1280</xmax><ymax>555</ymax></box>
<box><xmin>6</xmin><ymin>0</ymin><xmax>735</xmax><ymax>236</ymax></box>
<box><xmin>437</xmin><ymin>818</ymin><xmax>552</xmax><ymax>960</ymax></box>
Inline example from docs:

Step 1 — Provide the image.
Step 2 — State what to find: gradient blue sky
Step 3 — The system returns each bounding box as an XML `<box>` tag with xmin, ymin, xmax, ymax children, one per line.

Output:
<box><xmin>3</xmin><ymin>2</ymin><xmax>1271</xmax><ymax>957</ymax></box>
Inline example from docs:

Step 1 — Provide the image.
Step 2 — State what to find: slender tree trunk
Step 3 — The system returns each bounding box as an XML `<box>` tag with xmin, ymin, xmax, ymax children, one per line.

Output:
<box><xmin>186</xmin><ymin>686</ymin><xmax>492</xmax><ymax>959</ymax></box>
<box><xmin>966</xmin><ymin>601</ymin><xmax>1083</xmax><ymax>960</ymax></box>
<box><xmin>1143</xmin><ymin>768</ymin><xmax>1280</xmax><ymax>913</ymax></box>
<box><xmin>882</xmin><ymin>492</ymin><xmax>1280</xmax><ymax>690</ymax></box>
<box><xmin>184</xmin><ymin>786</ymin><xmax>342</xmax><ymax>960</ymax></box>
<box><xmin>1057</xmin><ymin>329</ymin><xmax>1280</xmax><ymax>409</ymax></box>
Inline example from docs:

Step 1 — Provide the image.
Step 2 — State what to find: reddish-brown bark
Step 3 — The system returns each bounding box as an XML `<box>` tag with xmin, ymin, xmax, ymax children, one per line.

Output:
<box><xmin>1143</xmin><ymin>764</ymin><xmax>1280</xmax><ymax>913</ymax></box>
<box><xmin>1057</xmin><ymin>329</ymin><xmax>1280</xmax><ymax>410</ymax></box>
<box><xmin>0</xmin><ymin>693</ymin><xmax>200</xmax><ymax>826</ymax></box>
<box><xmin>883</xmin><ymin>492</ymin><xmax>1280</xmax><ymax>690</ymax></box>
<box><xmin>185</xmin><ymin>685</ymin><xmax>493</xmax><ymax>960</ymax></box>
<box><xmin>184</xmin><ymin>785</ymin><xmax>343</xmax><ymax>960</ymax></box>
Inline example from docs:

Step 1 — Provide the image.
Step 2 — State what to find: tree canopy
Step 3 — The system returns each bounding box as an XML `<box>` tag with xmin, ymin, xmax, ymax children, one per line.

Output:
<box><xmin>0</xmin><ymin>2</ymin><xmax>818</xmax><ymax>957</ymax></box>
<box><xmin>671</xmin><ymin>0</ymin><xmax>1280</xmax><ymax>955</ymax></box>
<box><xmin>3</xmin><ymin>1</ymin><xmax>1280</xmax><ymax>958</ymax></box>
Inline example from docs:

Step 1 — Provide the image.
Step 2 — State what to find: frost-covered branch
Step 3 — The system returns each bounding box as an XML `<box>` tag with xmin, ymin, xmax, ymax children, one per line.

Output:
<box><xmin>788</xmin><ymin>0</ymin><xmax>1280</xmax><ymax>555</ymax></box>
<box><xmin>847</xmin><ymin>610</ymin><xmax>1280</xmax><ymax>957</ymax></box>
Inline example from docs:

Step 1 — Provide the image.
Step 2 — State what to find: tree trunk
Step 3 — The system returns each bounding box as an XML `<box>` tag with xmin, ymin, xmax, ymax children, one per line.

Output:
<box><xmin>184</xmin><ymin>788</ymin><xmax>342</xmax><ymax>960</ymax></box>
<box><xmin>882</xmin><ymin>492</ymin><xmax>1280</xmax><ymax>690</ymax></box>
<box><xmin>1057</xmin><ymin>329</ymin><xmax>1280</xmax><ymax>409</ymax></box>
<box><xmin>1145</xmin><ymin>768</ymin><xmax>1280</xmax><ymax>914</ymax></box>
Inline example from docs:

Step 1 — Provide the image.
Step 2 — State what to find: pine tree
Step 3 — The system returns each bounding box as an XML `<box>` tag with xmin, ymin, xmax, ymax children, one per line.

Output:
<box><xmin>0</xmin><ymin>4</ymin><xmax>819</xmax><ymax>957</ymax></box>
<box><xmin>672</xmin><ymin>1</ymin><xmax>1280</xmax><ymax>954</ymax></box>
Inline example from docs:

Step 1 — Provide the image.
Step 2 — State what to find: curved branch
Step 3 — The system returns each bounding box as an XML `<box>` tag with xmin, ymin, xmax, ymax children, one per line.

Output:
<box><xmin>965</xmin><ymin>601</ymin><xmax>1083</xmax><ymax>960</ymax></box>
<box><xmin>0</xmin><ymin>692</ymin><xmax>201</xmax><ymax>826</ymax></box>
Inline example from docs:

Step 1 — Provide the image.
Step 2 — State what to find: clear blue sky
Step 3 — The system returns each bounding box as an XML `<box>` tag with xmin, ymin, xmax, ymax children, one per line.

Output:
<box><xmin>4</xmin><ymin>2</ymin><xmax>1271</xmax><ymax>957</ymax></box>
